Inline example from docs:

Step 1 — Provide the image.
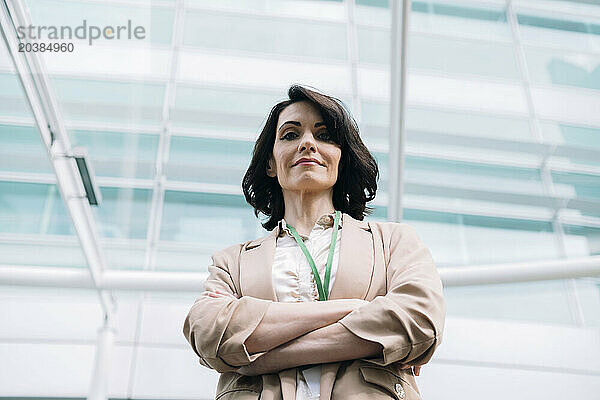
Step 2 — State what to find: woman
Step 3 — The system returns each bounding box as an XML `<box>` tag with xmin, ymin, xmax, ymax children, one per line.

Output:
<box><xmin>183</xmin><ymin>85</ymin><xmax>445</xmax><ymax>400</ymax></box>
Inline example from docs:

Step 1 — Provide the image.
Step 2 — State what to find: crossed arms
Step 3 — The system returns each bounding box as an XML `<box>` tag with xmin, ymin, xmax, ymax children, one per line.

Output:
<box><xmin>182</xmin><ymin>223</ymin><xmax>445</xmax><ymax>376</ymax></box>
<box><xmin>202</xmin><ymin>291</ymin><xmax>384</xmax><ymax>375</ymax></box>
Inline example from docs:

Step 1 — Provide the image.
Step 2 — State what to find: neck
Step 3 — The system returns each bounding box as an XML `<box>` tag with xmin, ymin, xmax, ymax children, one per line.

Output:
<box><xmin>282</xmin><ymin>189</ymin><xmax>335</xmax><ymax>237</ymax></box>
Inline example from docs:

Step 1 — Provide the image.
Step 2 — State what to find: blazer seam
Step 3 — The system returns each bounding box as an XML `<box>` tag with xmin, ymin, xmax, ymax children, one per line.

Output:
<box><xmin>387</xmin><ymin>333</ymin><xmax>441</xmax><ymax>354</ymax></box>
<box><xmin>218</xmin><ymin>350</ymin><xmax>257</xmax><ymax>359</ymax></box>
<box><xmin>204</xmin><ymin>355</ymin><xmax>239</xmax><ymax>369</ymax></box>
<box><xmin>216</xmin><ymin>388</ymin><xmax>261</xmax><ymax>399</ymax></box>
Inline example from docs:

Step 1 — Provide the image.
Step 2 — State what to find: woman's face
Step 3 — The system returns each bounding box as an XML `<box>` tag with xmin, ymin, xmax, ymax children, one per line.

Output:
<box><xmin>267</xmin><ymin>101</ymin><xmax>342</xmax><ymax>193</ymax></box>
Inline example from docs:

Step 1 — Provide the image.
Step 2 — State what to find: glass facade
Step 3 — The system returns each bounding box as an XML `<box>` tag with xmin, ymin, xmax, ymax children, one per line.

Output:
<box><xmin>0</xmin><ymin>0</ymin><xmax>599</xmax><ymax>398</ymax></box>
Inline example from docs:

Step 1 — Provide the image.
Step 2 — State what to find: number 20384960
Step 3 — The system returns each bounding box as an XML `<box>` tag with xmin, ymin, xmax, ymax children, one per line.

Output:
<box><xmin>19</xmin><ymin>42</ymin><xmax>74</xmax><ymax>52</ymax></box>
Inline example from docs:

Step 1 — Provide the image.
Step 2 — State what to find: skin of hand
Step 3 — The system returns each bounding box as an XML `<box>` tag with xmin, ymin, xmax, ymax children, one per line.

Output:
<box><xmin>203</xmin><ymin>289</ymin><xmax>423</xmax><ymax>376</ymax></box>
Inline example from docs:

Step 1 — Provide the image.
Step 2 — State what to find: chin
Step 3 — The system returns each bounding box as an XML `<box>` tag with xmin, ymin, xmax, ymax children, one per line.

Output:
<box><xmin>286</xmin><ymin>180</ymin><xmax>334</xmax><ymax>192</ymax></box>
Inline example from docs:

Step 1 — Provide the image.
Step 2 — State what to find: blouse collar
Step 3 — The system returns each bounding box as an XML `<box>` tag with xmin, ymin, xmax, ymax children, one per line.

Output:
<box><xmin>277</xmin><ymin>211</ymin><xmax>342</xmax><ymax>239</ymax></box>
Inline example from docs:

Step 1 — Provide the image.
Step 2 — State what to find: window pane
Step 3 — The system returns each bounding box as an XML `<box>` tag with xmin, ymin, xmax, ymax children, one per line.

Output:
<box><xmin>376</xmin><ymin>154</ymin><xmax>550</xmax><ymax>215</ymax></box>
<box><xmin>52</xmin><ymin>78</ymin><xmax>166</xmax><ymax>128</ymax></box>
<box><xmin>160</xmin><ymin>191</ymin><xmax>257</xmax><ymax>245</ymax></box>
<box><xmin>542</xmin><ymin>121</ymin><xmax>600</xmax><ymax>170</ymax></box>
<box><xmin>405</xmin><ymin>211</ymin><xmax>558</xmax><ymax>265</ymax></box>
<box><xmin>0</xmin><ymin>124</ymin><xmax>51</xmax><ymax>174</ymax></box>
<box><xmin>516</xmin><ymin>8</ymin><xmax>600</xmax><ymax>52</ymax></box>
<box><xmin>361</xmin><ymin>102</ymin><xmax>534</xmax><ymax>149</ymax></box>
<box><xmin>410</xmin><ymin>35</ymin><xmax>519</xmax><ymax>79</ymax></box>
<box><xmin>178</xmin><ymin>51</ymin><xmax>352</xmax><ymax>94</ymax></box>
<box><xmin>186</xmin><ymin>0</ymin><xmax>346</xmax><ymax>20</ymax></box>
<box><xmin>71</xmin><ymin>130</ymin><xmax>159</xmax><ymax>180</ymax></box>
<box><xmin>184</xmin><ymin>10</ymin><xmax>348</xmax><ymax>60</ymax></box>
<box><xmin>525</xmin><ymin>46</ymin><xmax>600</xmax><ymax>91</ymax></box>
<box><xmin>0</xmin><ymin>182</ymin><xmax>73</xmax><ymax>235</ymax></box>
<box><xmin>167</xmin><ymin>136</ymin><xmax>252</xmax><ymax>184</ymax></box>
<box><xmin>170</xmin><ymin>85</ymin><xmax>280</xmax><ymax>133</ymax></box>
<box><xmin>410</xmin><ymin>1</ymin><xmax>510</xmax><ymax>40</ymax></box>
<box><xmin>542</xmin><ymin>121</ymin><xmax>600</xmax><ymax>151</ymax></box>
<box><xmin>563</xmin><ymin>225</ymin><xmax>600</xmax><ymax>257</ymax></box>
<box><xmin>0</xmin><ymin>73</ymin><xmax>32</xmax><ymax>120</ymax></box>
<box><xmin>91</xmin><ymin>187</ymin><xmax>153</xmax><ymax>239</ymax></box>
<box><xmin>552</xmin><ymin>170</ymin><xmax>600</xmax><ymax>219</ymax></box>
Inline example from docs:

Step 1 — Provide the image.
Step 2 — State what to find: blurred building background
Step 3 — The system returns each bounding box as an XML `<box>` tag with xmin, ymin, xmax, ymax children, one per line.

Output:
<box><xmin>0</xmin><ymin>0</ymin><xmax>599</xmax><ymax>399</ymax></box>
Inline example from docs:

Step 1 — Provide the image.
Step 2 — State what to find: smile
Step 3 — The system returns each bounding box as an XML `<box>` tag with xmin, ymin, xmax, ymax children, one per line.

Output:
<box><xmin>295</xmin><ymin>161</ymin><xmax>321</xmax><ymax>166</ymax></box>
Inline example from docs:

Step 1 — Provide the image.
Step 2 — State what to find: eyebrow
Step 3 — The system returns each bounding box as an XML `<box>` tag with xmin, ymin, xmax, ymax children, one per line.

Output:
<box><xmin>278</xmin><ymin>121</ymin><xmax>327</xmax><ymax>133</ymax></box>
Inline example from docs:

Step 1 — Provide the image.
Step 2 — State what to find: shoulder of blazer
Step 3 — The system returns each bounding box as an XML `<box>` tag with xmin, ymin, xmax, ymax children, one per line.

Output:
<box><xmin>211</xmin><ymin>229</ymin><xmax>273</xmax><ymax>266</ymax></box>
<box><xmin>243</xmin><ymin>230</ymin><xmax>275</xmax><ymax>251</ymax></box>
<box><xmin>369</xmin><ymin>220</ymin><xmax>418</xmax><ymax>235</ymax></box>
<box><xmin>367</xmin><ymin>220</ymin><xmax>423</xmax><ymax>248</ymax></box>
<box><xmin>209</xmin><ymin>242</ymin><xmax>245</xmax><ymax>271</ymax></box>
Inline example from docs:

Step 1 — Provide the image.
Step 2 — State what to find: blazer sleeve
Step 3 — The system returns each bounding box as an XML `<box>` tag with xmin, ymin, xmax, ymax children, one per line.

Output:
<box><xmin>182</xmin><ymin>247</ymin><xmax>273</xmax><ymax>373</ymax></box>
<box><xmin>337</xmin><ymin>222</ymin><xmax>446</xmax><ymax>367</ymax></box>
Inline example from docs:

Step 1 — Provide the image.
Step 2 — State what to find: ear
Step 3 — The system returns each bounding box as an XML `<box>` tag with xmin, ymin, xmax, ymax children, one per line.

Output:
<box><xmin>266</xmin><ymin>156</ymin><xmax>277</xmax><ymax>177</ymax></box>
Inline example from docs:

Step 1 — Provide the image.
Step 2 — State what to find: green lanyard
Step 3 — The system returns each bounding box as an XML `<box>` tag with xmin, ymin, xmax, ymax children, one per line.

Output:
<box><xmin>285</xmin><ymin>210</ymin><xmax>340</xmax><ymax>302</ymax></box>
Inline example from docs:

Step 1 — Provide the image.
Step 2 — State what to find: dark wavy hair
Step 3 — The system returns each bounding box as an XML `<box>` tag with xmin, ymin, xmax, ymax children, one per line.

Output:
<box><xmin>242</xmin><ymin>85</ymin><xmax>379</xmax><ymax>231</ymax></box>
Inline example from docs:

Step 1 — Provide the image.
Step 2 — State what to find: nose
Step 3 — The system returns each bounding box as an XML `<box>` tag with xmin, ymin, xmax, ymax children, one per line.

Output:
<box><xmin>298</xmin><ymin>130</ymin><xmax>317</xmax><ymax>153</ymax></box>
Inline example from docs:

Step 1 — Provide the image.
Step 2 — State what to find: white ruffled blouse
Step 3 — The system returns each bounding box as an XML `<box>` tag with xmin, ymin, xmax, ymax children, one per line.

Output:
<box><xmin>272</xmin><ymin>211</ymin><xmax>343</xmax><ymax>400</ymax></box>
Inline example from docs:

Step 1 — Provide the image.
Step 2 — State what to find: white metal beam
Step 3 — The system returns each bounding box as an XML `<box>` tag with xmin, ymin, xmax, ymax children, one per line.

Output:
<box><xmin>388</xmin><ymin>0</ymin><xmax>411</xmax><ymax>222</ymax></box>
<box><xmin>0</xmin><ymin>0</ymin><xmax>115</xmax><ymax>317</ymax></box>
<box><xmin>345</xmin><ymin>0</ymin><xmax>361</xmax><ymax>120</ymax></box>
<box><xmin>441</xmin><ymin>256</ymin><xmax>600</xmax><ymax>287</ymax></box>
<box><xmin>87</xmin><ymin>318</ymin><xmax>116</xmax><ymax>400</ymax></box>
<box><xmin>0</xmin><ymin>265</ymin><xmax>208</xmax><ymax>291</ymax></box>
<box><xmin>2</xmin><ymin>256</ymin><xmax>599</xmax><ymax>290</ymax></box>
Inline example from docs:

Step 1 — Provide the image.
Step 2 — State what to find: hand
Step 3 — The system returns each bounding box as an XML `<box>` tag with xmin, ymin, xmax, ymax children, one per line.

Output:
<box><xmin>399</xmin><ymin>364</ymin><xmax>422</xmax><ymax>376</ymax></box>
<box><xmin>202</xmin><ymin>288</ymin><xmax>239</xmax><ymax>300</ymax></box>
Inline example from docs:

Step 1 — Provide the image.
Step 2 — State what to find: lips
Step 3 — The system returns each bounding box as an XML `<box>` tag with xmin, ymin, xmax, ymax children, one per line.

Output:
<box><xmin>294</xmin><ymin>158</ymin><xmax>322</xmax><ymax>166</ymax></box>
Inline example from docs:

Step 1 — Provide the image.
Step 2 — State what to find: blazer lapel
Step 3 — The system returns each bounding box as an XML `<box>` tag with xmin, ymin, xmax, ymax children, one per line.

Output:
<box><xmin>328</xmin><ymin>212</ymin><xmax>374</xmax><ymax>301</ymax></box>
<box><xmin>239</xmin><ymin>226</ymin><xmax>279</xmax><ymax>301</ymax></box>
<box><xmin>319</xmin><ymin>363</ymin><xmax>341</xmax><ymax>400</ymax></box>
<box><xmin>279</xmin><ymin>369</ymin><xmax>297</xmax><ymax>400</ymax></box>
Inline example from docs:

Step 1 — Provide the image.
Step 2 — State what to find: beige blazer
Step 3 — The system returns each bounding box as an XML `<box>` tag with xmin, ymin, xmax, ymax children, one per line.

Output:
<box><xmin>183</xmin><ymin>212</ymin><xmax>446</xmax><ymax>400</ymax></box>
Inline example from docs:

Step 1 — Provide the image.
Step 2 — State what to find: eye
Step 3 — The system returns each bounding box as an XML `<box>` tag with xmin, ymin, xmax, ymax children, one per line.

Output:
<box><xmin>318</xmin><ymin>131</ymin><xmax>332</xmax><ymax>141</ymax></box>
<box><xmin>281</xmin><ymin>130</ymin><xmax>298</xmax><ymax>140</ymax></box>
